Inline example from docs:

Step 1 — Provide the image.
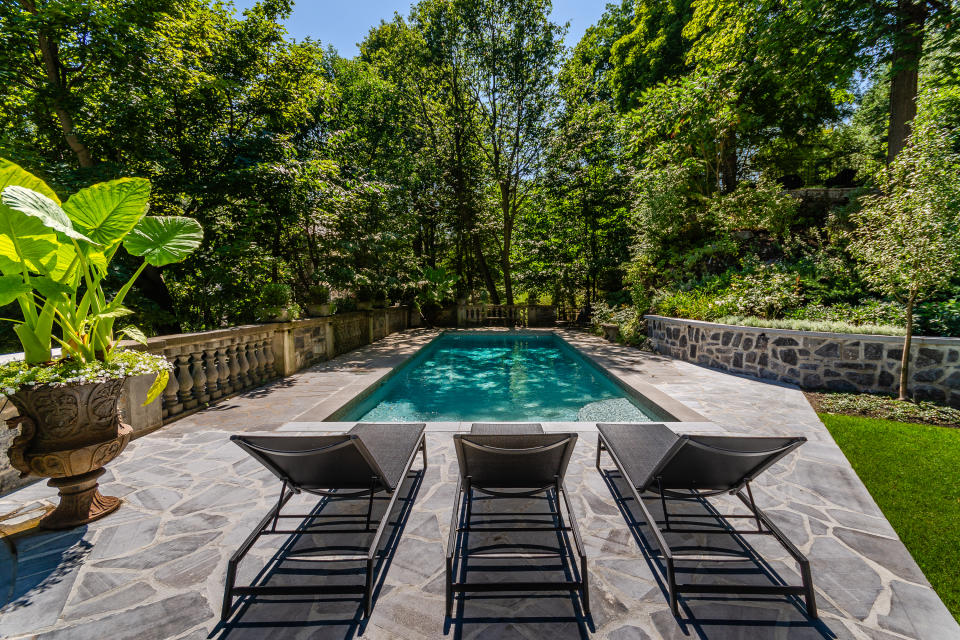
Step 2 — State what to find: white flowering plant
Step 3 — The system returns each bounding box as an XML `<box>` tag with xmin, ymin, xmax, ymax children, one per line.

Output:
<box><xmin>0</xmin><ymin>350</ymin><xmax>172</xmax><ymax>396</ymax></box>
<box><xmin>0</xmin><ymin>158</ymin><xmax>203</xmax><ymax>404</ymax></box>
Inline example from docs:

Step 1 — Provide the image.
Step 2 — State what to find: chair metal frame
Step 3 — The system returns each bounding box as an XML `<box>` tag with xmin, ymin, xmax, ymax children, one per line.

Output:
<box><xmin>445</xmin><ymin>435</ymin><xmax>589</xmax><ymax>618</ymax></box>
<box><xmin>596</xmin><ymin>431</ymin><xmax>817</xmax><ymax>619</ymax></box>
<box><xmin>222</xmin><ymin>432</ymin><xmax>427</xmax><ymax>621</ymax></box>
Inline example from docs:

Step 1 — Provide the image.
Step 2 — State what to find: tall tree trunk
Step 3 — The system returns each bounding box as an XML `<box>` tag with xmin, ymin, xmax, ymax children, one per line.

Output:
<box><xmin>473</xmin><ymin>235</ymin><xmax>500</xmax><ymax>305</ymax></box>
<box><xmin>886</xmin><ymin>0</ymin><xmax>928</xmax><ymax>163</ymax></box>
<box><xmin>136</xmin><ymin>265</ymin><xmax>182</xmax><ymax>335</ymax></box>
<box><xmin>21</xmin><ymin>0</ymin><xmax>95</xmax><ymax>168</ymax></box>
<box><xmin>720</xmin><ymin>132</ymin><xmax>738</xmax><ymax>193</ymax></box>
<box><xmin>500</xmin><ymin>183</ymin><xmax>514</xmax><ymax>305</ymax></box>
<box><xmin>898</xmin><ymin>290</ymin><xmax>918</xmax><ymax>401</ymax></box>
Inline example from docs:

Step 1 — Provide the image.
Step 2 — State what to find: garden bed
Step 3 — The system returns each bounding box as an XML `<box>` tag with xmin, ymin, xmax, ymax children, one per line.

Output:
<box><xmin>808</xmin><ymin>391</ymin><xmax>960</xmax><ymax>428</ymax></box>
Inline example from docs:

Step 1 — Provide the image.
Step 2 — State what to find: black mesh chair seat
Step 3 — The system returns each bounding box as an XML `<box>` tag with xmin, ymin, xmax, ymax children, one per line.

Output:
<box><xmin>446</xmin><ymin>423</ymin><xmax>589</xmax><ymax>618</ymax></box>
<box><xmin>597</xmin><ymin>423</ymin><xmax>803</xmax><ymax>494</ymax></box>
<box><xmin>223</xmin><ymin>424</ymin><xmax>427</xmax><ymax>621</ymax></box>
<box><xmin>596</xmin><ymin>422</ymin><xmax>816</xmax><ymax>619</ymax></box>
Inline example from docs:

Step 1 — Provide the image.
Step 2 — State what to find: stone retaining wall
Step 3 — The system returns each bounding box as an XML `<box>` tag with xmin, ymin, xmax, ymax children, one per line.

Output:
<box><xmin>647</xmin><ymin>315</ymin><xmax>960</xmax><ymax>407</ymax></box>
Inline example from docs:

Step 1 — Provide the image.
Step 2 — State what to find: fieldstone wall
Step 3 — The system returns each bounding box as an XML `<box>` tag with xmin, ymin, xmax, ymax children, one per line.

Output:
<box><xmin>647</xmin><ymin>315</ymin><xmax>960</xmax><ymax>407</ymax></box>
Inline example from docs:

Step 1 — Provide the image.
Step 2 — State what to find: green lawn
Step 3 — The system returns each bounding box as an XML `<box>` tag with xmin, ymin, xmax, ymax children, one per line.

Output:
<box><xmin>820</xmin><ymin>413</ymin><xmax>960</xmax><ymax>622</ymax></box>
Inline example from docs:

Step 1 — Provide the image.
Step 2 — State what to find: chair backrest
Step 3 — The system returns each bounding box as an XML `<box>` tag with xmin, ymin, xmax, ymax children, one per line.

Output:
<box><xmin>646</xmin><ymin>435</ymin><xmax>805</xmax><ymax>492</ymax></box>
<box><xmin>232</xmin><ymin>434</ymin><xmax>388</xmax><ymax>491</ymax></box>
<box><xmin>453</xmin><ymin>433</ymin><xmax>578</xmax><ymax>490</ymax></box>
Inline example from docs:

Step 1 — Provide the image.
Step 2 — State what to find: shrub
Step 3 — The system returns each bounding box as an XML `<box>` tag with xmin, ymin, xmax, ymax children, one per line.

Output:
<box><xmin>716</xmin><ymin>316</ymin><xmax>905</xmax><ymax>336</ymax></box>
<box><xmin>651</xmin><ymin>288</ymin><xmax>734</xmax><ymax>321</ymax></box>
<box><xmin>256</xmin><ymin>283</ymin><xmax>295</xmax><ymax>320</ymax></box>
<box><xmin>719</xmin><ymin>264</ymin><xmax>804</xmax><ymax>318</ymax></box>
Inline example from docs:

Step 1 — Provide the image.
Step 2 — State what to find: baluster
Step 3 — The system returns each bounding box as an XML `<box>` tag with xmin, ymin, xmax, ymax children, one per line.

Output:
<box><xmin>218</xmin><ymin>343</ymin><xmax>232</xmax><ymax>395</ymax></box>
<box><xmin>205</xmin><ymin>344</ymin><xmax>221</xmax><ymax>400</ymax></box>
<box><xmin>191</xmin><ymin>348</ymin><xmax>208</xmax><ymax>404</ymax></box>
<box><xmin>177</xmin><ymin>352</ymin><xmax>196</xmax><ymax>410</ymax></box>
<box><xmin>162</xmin><ymin>353</ymin><xmax>180</xmax><ymax>419</ymax></box>
<box><xmin>263</xmin><ymin>334</ymin><xmax>276</xmax><ymax>379</ymax></box>
<box><xmin>248</xmin><ymin>337</ymin><xmax>263</xmax><ymax>383</ymax></box>
<box><xmin>236</xmin><ymin>339</ymin><xmax>251</xmax><ymax>389</ymax></box>
<box><xmin>227</xmin><ymin>342</ymin><xmax>241</xmax><ymax>394</ymax></box>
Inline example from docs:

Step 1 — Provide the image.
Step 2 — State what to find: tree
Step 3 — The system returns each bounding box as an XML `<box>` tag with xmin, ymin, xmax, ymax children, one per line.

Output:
<box><xmin>685</xmin><ymin>0</ymin><xmax>959</xmax><ymax>162</ymax></box>
<box><xmin>848</xmin><ymin>88</ymin><xmax>960</xmax><ymax>400</ymax></box>
<box><xmin>456</xmin><ymin>0</ymin><xmax>564</xmax><ymax>304</ymax></box>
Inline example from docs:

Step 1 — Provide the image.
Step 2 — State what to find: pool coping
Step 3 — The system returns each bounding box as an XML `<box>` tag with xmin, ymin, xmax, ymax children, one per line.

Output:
<box><xmin>316</xmin><ymin>328</ymin><xmax>707</xmax><ymax>424</ymax></box>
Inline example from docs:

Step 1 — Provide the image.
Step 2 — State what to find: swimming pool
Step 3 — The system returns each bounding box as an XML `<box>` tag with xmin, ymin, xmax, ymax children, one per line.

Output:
<box><xmin>337</xmin><ymin>332</ymin><xmax>667</xmax><ymax>422</ymax></box>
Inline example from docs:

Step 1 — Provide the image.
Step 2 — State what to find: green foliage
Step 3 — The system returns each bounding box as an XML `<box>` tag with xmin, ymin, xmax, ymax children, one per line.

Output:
<box><xmin>0</xmin><ymin>349</ymin><xmax>171</xmax><ymax>400</ymax></box>
<box><xmin>848</xmin><ymin>91</ymin><xmax>960</xmax><ymax>304</ymax></box>
<box><xmin>822</xmin><ymin>414</ymin><xmax>960</xmax><ymax>621</ymax></box>
<box><xmin>0</xmin><ymin>160</ymin><xmax>201</xmax><ymax>386</ymax></box>
<box><xmin>710</xmin><ymin>178</ymin><xmax>799</xmax><ymax>242</ymax></box>
<box><xmin>417</xmin><ymin>266</ymin><xmax>458</xmax><ymax>305</ymax></box>
<box><xmin>256</xmin><ymin>283</ymin><xmax>295</xmax><ymax>320</ymax></box>
<box><xmin>716</xmin><ymin>316</ymin><xmax>904</xmax><ymax>336</ymax></box>
<box><xmin>812</xmin><ymin>393</ymin><xmax>960</xmax><ymax>428</ymax></box>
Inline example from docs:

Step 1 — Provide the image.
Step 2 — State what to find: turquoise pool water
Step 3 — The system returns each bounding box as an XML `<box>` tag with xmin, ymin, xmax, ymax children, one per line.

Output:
<box><xmin>341</xmin><ymin>333</ymin><xmax>661</xmax><ymax>422</ymax></box>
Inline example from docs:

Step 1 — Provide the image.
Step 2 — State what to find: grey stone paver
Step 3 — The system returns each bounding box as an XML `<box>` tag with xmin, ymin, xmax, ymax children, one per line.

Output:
<box><xmin>0</xmin><ymin>328</ymin><xmax>956</xmax><ymax>639</ymax></box>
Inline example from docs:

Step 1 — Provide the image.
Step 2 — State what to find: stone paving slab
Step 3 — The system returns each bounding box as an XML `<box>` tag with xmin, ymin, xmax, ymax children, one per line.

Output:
<box><xmin>0</xmin><ymin>329</ymin><xmax>957</xmax><ymax>639</ymax></box>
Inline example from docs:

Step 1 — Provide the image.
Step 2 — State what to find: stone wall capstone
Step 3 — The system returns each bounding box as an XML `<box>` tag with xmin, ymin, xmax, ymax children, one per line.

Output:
<box><xmin>646</xmin><ymin>315</ymin><xmax>960</xmax><ymax>407</ymax></box>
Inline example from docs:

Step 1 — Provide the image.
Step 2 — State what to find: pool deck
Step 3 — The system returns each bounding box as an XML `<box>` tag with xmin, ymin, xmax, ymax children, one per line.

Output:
<box><xmin>1</xmin><ymin>328</ymin><xmax>958</xmax><ymax>639</ymax></box>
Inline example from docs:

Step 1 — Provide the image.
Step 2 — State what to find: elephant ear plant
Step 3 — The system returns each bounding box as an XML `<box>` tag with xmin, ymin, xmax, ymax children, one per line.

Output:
<box><xmin>0</xmin><ymin>159</ymin><xmax>202</xmax><ymax>398</ymax></box>
<box><xmin>0</xmin><ymin>158</ymin><xmax>202</xmax><ymax>529</ymax></box>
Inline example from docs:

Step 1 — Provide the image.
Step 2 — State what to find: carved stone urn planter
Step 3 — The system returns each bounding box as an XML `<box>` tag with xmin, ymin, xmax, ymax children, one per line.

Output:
<box><xmin>6</xmin><ymin>378</ymin><xmax>132</xmax><ymax>529</ymax></box>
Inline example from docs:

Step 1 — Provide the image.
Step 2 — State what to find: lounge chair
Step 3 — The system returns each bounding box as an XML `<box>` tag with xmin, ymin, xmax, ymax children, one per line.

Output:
<box><xmin>223</xmin><ymin>423</ymin><xmax>427</xmax><ymax>620</ymax></box>
<box><xmin>446</xmin><ymin>423</ymin><xmax>589</xmax><ymax>617</ymax></box>
<box><xmin>595</xmin><ymin>422</ymin><xmax>816</xmax><ymax>618</ymax></box>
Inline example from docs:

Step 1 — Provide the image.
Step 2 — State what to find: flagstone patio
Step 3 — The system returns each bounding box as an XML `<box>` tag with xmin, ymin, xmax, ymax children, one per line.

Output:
<box><xmin>1</xmin><ymin>329</ymin><xmax>958</xmax><ymax>639</ymax></box>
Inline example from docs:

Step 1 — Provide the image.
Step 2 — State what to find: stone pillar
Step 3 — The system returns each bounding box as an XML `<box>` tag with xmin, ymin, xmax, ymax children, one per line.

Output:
<box><xmin>177</xmin><ymin>352</ymin><xmax>196</xmax><ymax>410</ymax></box>
<box><xmin>122</xmin><ymin>373</ymin><xmax>164</xmax><ymax>436</ymax></box>
<box><xmin>162</xmin><ymin>352</ymin><xmax>180</xmax><ymax>419</ymax></box>
<box><xmin>227</xmin><ymin>342</ymin><xmax>241</xmax><ymax>393</ymax></box>
<box><xmin>325</xmin><ymin>318</ymin><xmax>336</xmax><ymax>360</ymax></box>
<box><xmin>262</xmin><ymin>333</ymin><xmax>276</xmax><ymax>379</ymax></box>
<box><xmin>205</xmin><ymin>345</ymin><xmax>221</xmax><ymax>400</ymax></box>
<box><xmin>218</xmin><ymin>343</ymin><xmax>232</xmax><ymax>395</ymax></box>
<box><xmin>236</xmin><ymin>339</ymin><xmax>251</xmax><ymax>389</ymax></box>
<box><xmin>190</xmin><ymin>348</ymin><xmax>208</xmax><ymax>404</ymax></box>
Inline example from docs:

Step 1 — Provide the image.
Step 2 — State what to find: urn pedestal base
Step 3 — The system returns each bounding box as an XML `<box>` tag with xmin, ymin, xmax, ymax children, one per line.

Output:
<box><xmin>40</xmin><ymin>468</ymin><xmax>122</xmax><ymax>530</ymax></box>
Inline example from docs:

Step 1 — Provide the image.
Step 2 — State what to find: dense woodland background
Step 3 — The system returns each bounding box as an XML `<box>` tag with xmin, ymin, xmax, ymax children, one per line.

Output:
<box><xmin>1</xmin><ymin>0</ymin><xmax>959</xmax><ymax>349</ymax></box>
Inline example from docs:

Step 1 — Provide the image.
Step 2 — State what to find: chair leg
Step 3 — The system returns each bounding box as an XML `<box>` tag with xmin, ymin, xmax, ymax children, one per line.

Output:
<box><xmin>595</xmin><ymin>436</ymin><xmax>604</xmax><ymax>470</ymax></box>
<box><xmin>364</xmin><ymin>557</ymin><xmax>374</xmax><ymax>618</ymax></box>
<box><xmin>365</xmin><ymin>477</ymin><xmax>376</xmax><ymax>531</ymax></box>
<box><xmin>667</xmin><ymin>557</ymin><xmax>679</xmax><ymax>616</ymax></box>
<box><xmin>801</xmin><ymin>559</ymin><xmax>818</xmax><ymax>619</ymax></box>
<box><xmin>580</xmin><ymin>554</ymin><xmax>591</xmax><ymax>616</ymax></box>
<box><xmin>445</xmin><ymin>556</ymin><xmax>454</xmax><ymax>617</ymax></box>
<box><xmin>221</xmin><ymin>559</ymin><xmax>237</xmax><ymax>621</ymax></box>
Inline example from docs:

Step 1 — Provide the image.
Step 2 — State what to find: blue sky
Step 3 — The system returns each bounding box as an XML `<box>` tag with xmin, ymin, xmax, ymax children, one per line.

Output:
<box><xmin>232</xmin><ymin>1</ymin><xmax>610</xmax><ymax>56</ymax></box>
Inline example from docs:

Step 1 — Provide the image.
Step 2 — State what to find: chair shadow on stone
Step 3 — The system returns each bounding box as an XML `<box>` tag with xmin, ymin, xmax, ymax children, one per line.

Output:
<box><xmin>444</xmin><ymin>492</ymin><xmax>593</xmax><ymax>640</ymax></box>
<box><xmin>598</xmin><ymin>468</ymin><xmax>841</xmax><ymax>639</ymax></box>
<box><xmin>211</xmin><ymin>466</ymin><xmax>423</xmax><ymax>640</ymax></box>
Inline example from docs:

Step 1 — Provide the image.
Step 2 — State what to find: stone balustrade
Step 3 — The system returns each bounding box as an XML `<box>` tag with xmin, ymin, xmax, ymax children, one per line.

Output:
<box><xmin>647</xmin><ymin>315</ymin><xmax>960</xmax><ymax>407</ymax></box>
<box><xmin>1</xmin><ymin>308</ymin><xmax>414</xmax><ymax>494</ymax></box>
<box><xmin>456</xmin><ymin>304</ymin><xmax>555</xmax><ymax>327</ymax></box>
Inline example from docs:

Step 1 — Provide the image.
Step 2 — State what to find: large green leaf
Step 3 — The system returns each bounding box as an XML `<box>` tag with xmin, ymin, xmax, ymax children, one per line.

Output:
<box><xmin>2</xmin><ymin>186</ymin><xmax>97</xmax><ymax>243</ymax></box>
<box><xmin>0</xmin><ymin>161</ymin><xmax>60</xmax><ymax>275</ymax></box>
<box><xmin>63</xmin><ymin>178</ymin><xmax>150</xmax><ymax>247</ymax></box>
<box><xmin>0</xmin><ymin>274</ymin><xmax>32</xmax><ymax>306</ymax></box>
<box><xmin>123</xmin><ymin>216</ymin><xmax>203</xmax><ymax>266</ymax></box>
<box><xmin>0</xmin><ymin>159</ymin><xmax>59</xmax><ymax>204</ymax></box>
